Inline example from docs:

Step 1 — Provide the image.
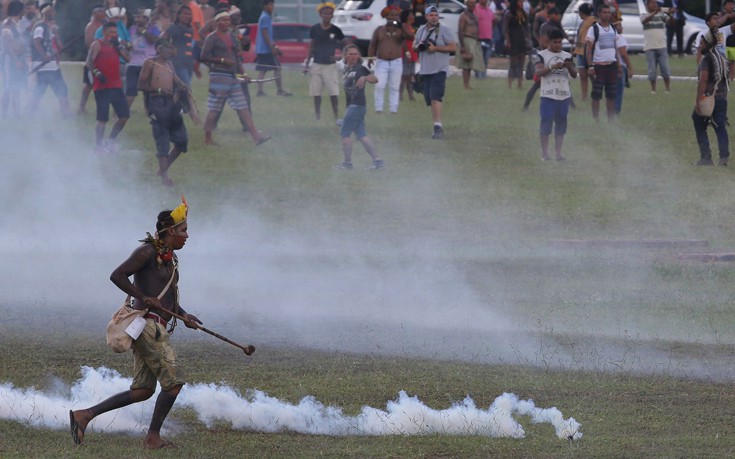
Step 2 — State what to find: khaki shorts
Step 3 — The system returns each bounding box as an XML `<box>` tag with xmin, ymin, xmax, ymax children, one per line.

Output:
<box><xmin>457</xmin><ymin>37</ymin><xmax>485</xmax><ymax>72</ymax></box>
<box><xmin>130</xmin><ymin>319</ymin><xmax>185</xmax><ymax>392</ymax></box>
<box><xmin>309</xmin><ymin>63</ymin><xmax>340</xmax><ymax>97</ymax></box>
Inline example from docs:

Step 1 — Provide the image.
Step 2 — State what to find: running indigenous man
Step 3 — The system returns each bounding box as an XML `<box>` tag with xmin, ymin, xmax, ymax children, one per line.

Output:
<box><xmin>138</xmin><ymin>39</ymin><xmax>198</xmax><ymax>186</ymax></box>
<box><xmin>69</xmin><ymin>197</ymin><xmax>201</xmax><ymax>450</ymax></box>
<box><xmin>200</xmin><ymin>9</ymin><xmax>270</xmax><ymax>146</ymax></box>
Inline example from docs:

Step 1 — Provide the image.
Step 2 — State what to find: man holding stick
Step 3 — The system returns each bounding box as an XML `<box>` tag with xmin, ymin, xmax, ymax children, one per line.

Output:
<box><xmin>70</xmin><ymin>197</ymin><xmax>201</xmax><ymax>450</ymax></box>
<box><xmin>200</xmin><ymin>9</ymin><xmax>269</xmax><ymax>146</ymax></box>
<box><xmin>27</xmin><ymin>2</ymin><xmax>71</xmax><ymax>116</ymax></box>
<box><xmin>138</xmin><ymin>39</ymin><xmax>198</xmax><ymax>187</ymax></box>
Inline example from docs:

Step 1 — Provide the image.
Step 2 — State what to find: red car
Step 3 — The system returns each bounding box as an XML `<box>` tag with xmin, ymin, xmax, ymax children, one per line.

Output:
<box><xmin>242</xmin><ymin>23</ymin><xmax>311</xmax><ymax>64</ymax></box>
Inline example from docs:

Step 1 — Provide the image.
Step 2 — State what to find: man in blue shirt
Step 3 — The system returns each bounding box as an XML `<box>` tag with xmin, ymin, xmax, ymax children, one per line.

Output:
<box><xmin>255</xmin><ymin>0</ymin><xmax>291</xmax><ymax>96</ymax></box>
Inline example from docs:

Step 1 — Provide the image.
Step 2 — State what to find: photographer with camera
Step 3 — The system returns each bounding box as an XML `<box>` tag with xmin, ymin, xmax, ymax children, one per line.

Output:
<box><xmin>368</xmin><ymin>5</ymin><xmax>413</xmax><ymax>114</ymax></box>
<box><xmin>86</xmin><ymin>21</ymin><xmax>131</xmax><ymax>155</ymax></box>
<box><xmin>413</xmin><ymin>5</ymin><xmax>457</xmax><ymax>139</ymax></box>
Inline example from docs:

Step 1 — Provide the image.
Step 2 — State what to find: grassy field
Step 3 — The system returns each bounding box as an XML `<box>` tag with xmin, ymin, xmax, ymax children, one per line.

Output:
<box><xmin>2</xmin><ymin>56</ymin><xmax>735</xmax><ymax>457</ymax></box>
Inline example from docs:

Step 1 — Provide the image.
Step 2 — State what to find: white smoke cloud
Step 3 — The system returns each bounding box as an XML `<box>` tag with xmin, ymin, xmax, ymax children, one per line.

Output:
<box><xmin>0</xmin><ymin>366</ymin><xmax>581</xmax><ymax>440</ymax></box>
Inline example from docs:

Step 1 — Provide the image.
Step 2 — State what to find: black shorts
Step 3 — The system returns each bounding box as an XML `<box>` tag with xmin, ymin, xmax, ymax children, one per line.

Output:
<box><xmin>94</xmin><ymin>87</ymin><xmax>129</xmax><ymax>122</ymax></box>
<box><xmin>125</xmin><ymin>65</ymin><xmax>142</xmax><ymax>97</ymax></box>
<box><xmin>149</xmin><ymin>96</ymin><xmax>188</xmax><ymax>157</ymax></box>
<box><xmin>255</xmin><ymin>53</ymin><xmax>280</xmax><ymax>72</ymax></box>
<box><xmin>421</xmin><ymin>71</ymin><xmax>446</xmax><ymax>106</ymax></box>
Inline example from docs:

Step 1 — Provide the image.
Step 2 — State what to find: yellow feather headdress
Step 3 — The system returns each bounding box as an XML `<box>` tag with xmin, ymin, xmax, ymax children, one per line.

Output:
<box><xmin>170</xmin><ymin>195</ymin><xmax>188</xmax><ymax>226</ymax></box>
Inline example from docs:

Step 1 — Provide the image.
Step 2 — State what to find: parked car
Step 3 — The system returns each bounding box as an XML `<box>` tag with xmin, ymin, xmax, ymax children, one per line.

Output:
<box><xmin>332</xmin><ymin>0</ymin><xmax>466</xmax><ymax>55</ymax></box>
<box><xmin>561</xmin><ymin>0</ymin><xmax>707</xmax><ymax>54</ymax></box>
<box><xmin>242</xmin><ymin>22</ymin><xmax>311</xmax><ymax>64</ymax></box>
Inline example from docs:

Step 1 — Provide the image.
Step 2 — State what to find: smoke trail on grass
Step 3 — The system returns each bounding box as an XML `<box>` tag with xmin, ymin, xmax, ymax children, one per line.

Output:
<box><xmin>0</xmin><ymin>366</ymin><xmax>582</xmax><ymax>440</ymax></box>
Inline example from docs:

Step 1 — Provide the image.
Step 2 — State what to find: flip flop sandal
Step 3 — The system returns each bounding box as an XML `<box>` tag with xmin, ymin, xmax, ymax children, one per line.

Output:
<box><xmin>69</xmin><ymin>410</ymin><xmax>85</xmax><ymax>446</ymax></box>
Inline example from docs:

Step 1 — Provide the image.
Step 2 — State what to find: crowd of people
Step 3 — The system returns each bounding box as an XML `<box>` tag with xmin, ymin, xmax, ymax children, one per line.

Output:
<box><xmin>1</xmin><ymin>0</ymin><xmax>734</xmax><ymax>175</ymax></box>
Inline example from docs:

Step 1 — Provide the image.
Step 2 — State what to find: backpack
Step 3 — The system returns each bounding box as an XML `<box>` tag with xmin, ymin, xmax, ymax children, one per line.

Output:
<box><xmin>591</xmin><ymin>22</ymin><xmax>616</xmax><ymax>52</ymax></box>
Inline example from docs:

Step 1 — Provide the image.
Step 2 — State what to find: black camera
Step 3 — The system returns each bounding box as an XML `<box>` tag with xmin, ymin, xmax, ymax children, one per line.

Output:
<box><xmin>417</xmin><ymin>39</ymin><xmax>435</xmax><ymax>52</ymax></box>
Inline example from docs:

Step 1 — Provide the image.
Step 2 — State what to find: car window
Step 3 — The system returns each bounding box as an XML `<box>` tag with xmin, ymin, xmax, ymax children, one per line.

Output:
<box><xmin>274</xmin><ymin>25</ymin><xmax>310</xmax><ymax>42</ymax></box>
<box><xmin>438</xmin><ymin>0</ymin><xmax>464</xmax><ymax>14</ymax></box>
<box><xmin>336</xmin><ymin>0</ymin><xmax>375</xmax><ymax>11</ymax></box>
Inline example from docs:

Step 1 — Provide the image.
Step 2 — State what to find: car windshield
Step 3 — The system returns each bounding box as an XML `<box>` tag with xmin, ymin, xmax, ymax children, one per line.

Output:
<box><xmin>336</xmin><ymin>0</ymin><xmax>375</xmax><ymax>11</ymax></box>
<box><xmin>437</xmin><ymin>0</ymin><xmax>464</xmax><ymax>14</ymax></box>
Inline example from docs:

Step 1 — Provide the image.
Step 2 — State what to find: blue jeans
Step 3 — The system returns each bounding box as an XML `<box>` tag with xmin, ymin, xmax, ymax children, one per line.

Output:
<box><xmin>692</xmin><ymin>98</ymin><xmax>729</xmax><ymax>160</ymax></box>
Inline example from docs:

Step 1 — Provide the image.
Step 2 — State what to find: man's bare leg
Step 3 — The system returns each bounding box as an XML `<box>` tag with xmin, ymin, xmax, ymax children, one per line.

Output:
<box><xmin>540</xmin><ymin>133</ymin><xmax>550</xmax><ymax>160</ymax></box>
<box><xmin>330</xmin><ymin>95</ymin><xmax>338</xmax><ymax>119</ymax></box>
<box><xmin>579</xmin><ymin>68</ymin><xmax>589</xmax><ymax>101</ymax></box>
<box><xmin>204</xmin><ymin>110</ymin><xmax>220</xmax><ymax>145</ymax></box>
<box><xmin>431</xmin><ymin>99</ymin><xmax>442</xmax><ymax>124</ymax></box>
<box><xmin>257</xmin><ymin>70</ymin><xmax>267</xmax><ymax>94</ymax></box>
<box><xmin>71</xmin><ymin>388</ymin><xmax>154</xmax><ymax>445</ymax></box>
<box><xmin>78</xmin><ymin>84</ymin><xmax>92</xmax><ymax>114</ymax></box>
<box><xmin>555</xmin><ymin>134</ymin><xmax>565</xmax><ymax>160</ymax></box>
<box><xmin>359</xmin><ymin>136</ymin><xmax>379</xmax><ymax>161</ymax></box>
<box><xmin>462</xmin><ymin>69</ymin><xmax>472</xmax><ymax>89</ymax></box>
<box><xmin>314</xmin><ymin>95</ymin><xmax>321</xmax><ymax>119</ymax></box>
<box><xmin>144</xmin><ymin>387</ymin><xmax>181</xmax><ymax>449</ymax></box>
<box><xmin>237</xmin><ymin>108</ymin><xmax>268</xmax><ymax>144</ymax></box>
<box><xmin>591</xmin><ymin>99</ymin><xmax>600</xmax><ymax>120</ymax></box>
<box><xmin>606</xmin><ymin>98</ymin><xmax>615</xmax><ymax>120</ymax></box>
<box><xmin>341</xmin><ymin>137</ymin><xmax>353</xmax><ymax>164</ymax></box>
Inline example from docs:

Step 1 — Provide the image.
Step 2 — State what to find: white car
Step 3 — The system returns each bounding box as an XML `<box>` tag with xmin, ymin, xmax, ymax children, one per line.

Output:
<box><xmin>332</xmin><ymin>0</ymin><xmax>466</xmax><ymax>55</ymax></box>
<box><xmin>561</xmin><ymin>0</ymin><xmax>707</xmax><ymax>53</ymax></box>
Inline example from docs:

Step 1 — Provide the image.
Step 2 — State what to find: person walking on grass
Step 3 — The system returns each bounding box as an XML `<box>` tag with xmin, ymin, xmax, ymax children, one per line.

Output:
<box><xmin>200</xmin><ymin>10</ymin><xmax>270</xmax><ymax>146</ymax></box>
<box><xmin>87</xmin><ymin>21</ymin><xmax>130</xmax><ymax>154</ymax></box>
<box><xmin>138</xmin><ymin>39</ymin><xmax>198</xmax><ymax>187</ymax></box>
<box><xmin>69</xmin><ymin>198</ymin><xmax>202</xmax><ymax>450</ymax></box>
<box><xmin>692</xmin><ymin>21</ymin><xmax>730</xmax><ymax>166</ymax></box>
<box><xmin>334</xmin><ymin>44</ymin><xmax>385</xmax><ymax>170</ymax></box>
<box><xmin>640</xmin><ymin>0</ymin><xmax>671</xmax><ymax>93</ymax></box>
<box><xmin>536</xmin><ymin>28</ymin><xmax>576</xmax><ymax>161</ymax></box>
<box><xmin>27</xmin><ymin>3</ymin><xmax>71</xmax><ymax>116</ymax></box>
<box><xmin>304</xmin><ymin>2</ymin><xmax>345</xmax><ymax>122</ymax></box>
<box><xmin>255</xmin><ymin>0</ymin><xmax>292</xmax><ymax>97</ymax></box>
<box><xmin>413</xmin><ymin>4</ymin><xmax>457</xmax><ymax>139</ymax></box>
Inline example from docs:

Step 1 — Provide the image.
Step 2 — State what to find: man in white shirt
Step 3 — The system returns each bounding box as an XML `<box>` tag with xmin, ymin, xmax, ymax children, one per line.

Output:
<box><xmin>585</xmin><ymin>4</ymin><xmax>617</xmax><ymax>121</ymax></box>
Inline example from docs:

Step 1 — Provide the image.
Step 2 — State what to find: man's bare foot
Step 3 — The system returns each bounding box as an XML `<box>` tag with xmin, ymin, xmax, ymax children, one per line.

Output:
<box><xmin>69</xmin><ymin>409</ymin><xmax>92</xmax><ymax>445</ymax></box>
<box><xmin>144</xmin><ymin>432</ymin><xmax>177</xmax><ymax>449</ymax></box>
<box><xmin>204</xmin><ymin>138</ymin><xmax>219</xmax><ymax>146</ymax></box>
<box><xmin>162</xmin><ymin>176</ymin><xmax>174</xmax><ymax>187</ymax></box>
